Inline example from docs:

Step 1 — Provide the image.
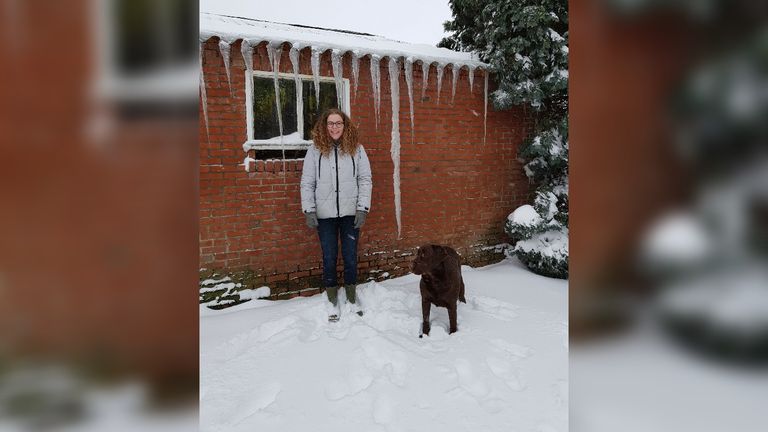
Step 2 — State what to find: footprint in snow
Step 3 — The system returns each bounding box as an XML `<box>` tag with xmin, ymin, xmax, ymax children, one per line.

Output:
<box><xmin>453</xmin><ymin>358</ymin><xmax>489</xmax><ymax>399</ymax></box>
<box><xmin>489</xmin><ymin>338</ymin><xmax>533</xmax><ymax>360</ymax></box>
<box><xmin>324</xmin><ymin>361</ymin><xmax>374</xmax><ymax>401</ymax></box>
<box><xmin>228</xmin><ymin>381</ymin><xmax>281</xmax><ymax>426</ymax></box>
<box><xmin>485</xmin><ymin>356</ymin><xmax>526</xmax><ymax>391</ymax></box>
<box><xmin>470</xmin><ymin>296</ymin><xmax>519</xmax><ymax>321</ymax></box>
<box><xmin>372</xmin><ymin>394</ymin><xmax>394</xmax><ymax>425</ymax></box>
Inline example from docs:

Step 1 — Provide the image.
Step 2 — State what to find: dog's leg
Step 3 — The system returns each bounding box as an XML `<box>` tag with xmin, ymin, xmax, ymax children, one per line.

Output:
<box><xmin>459</xmin><ymin>278</ymin><xmax>466</xmax><ymax>303</ymax></box>
<box><xmin>421</xmin><ymin>298</ymin><xmax>431</xmax><ymax>337</ymax></box>
<box><xmin>448</xmin><ymin>303</ymin><xmax>458</xmax><ymax>334</ymax></box>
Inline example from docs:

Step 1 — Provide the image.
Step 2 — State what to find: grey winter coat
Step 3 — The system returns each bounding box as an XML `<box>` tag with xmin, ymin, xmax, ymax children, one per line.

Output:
<box><xmin>300</xmin><ymin>142</ymin><xmax>372</xmax><ymax>219</ymax></box>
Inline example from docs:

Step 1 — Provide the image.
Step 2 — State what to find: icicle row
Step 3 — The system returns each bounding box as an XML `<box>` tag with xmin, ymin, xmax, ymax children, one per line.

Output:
<box><xmin>388</xmin><ymin>57</ymin><xmax>402</xmax><ymax>239</ymax></box>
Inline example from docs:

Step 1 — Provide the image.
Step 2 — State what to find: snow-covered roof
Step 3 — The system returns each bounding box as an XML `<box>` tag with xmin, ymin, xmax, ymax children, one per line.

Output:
<box><xmin>199</xmin><ymin>12</ymin><xmax>487</xmax><ymax>70</ymax></box>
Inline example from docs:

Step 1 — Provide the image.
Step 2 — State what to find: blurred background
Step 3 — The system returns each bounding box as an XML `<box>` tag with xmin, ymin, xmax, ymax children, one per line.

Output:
<box><xmin>571</xmin><ymin>0</ymin><xmax>768</xmax><ymax>431</ymax></box>
<box><xmin>0</xmin><ymin>0</ymin><xmax>198</xmax><ymax>429</ymax></box>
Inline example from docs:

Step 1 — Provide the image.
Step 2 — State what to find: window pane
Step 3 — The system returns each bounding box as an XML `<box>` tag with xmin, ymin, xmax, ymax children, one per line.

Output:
<box><xmin>115</xmin><ymin>0</ymin><xmax>196</xmax><ymax>73</ymax></box>
<box><xmin>253</xmin><ymin>77</ymin><xmax>298</xmax><ymax>139</ymax></box>
<box><xmin>302</xmin><ymin>81</ymin><xmax>338</xmax><ymax>139</ymax></box>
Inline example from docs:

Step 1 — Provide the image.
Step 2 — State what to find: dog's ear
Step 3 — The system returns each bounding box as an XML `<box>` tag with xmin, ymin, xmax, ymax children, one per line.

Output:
<box><xmin>434</xmin><ymin>245</ymin><xmax>448</xmax><ymax>267</ymax></box>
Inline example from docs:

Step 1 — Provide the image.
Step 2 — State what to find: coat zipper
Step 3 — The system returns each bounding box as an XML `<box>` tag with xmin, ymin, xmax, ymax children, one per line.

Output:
<box><xmin>334</xmin><ymin>145</ymin><xmax>340</xmax><ymax>217</ymax></box>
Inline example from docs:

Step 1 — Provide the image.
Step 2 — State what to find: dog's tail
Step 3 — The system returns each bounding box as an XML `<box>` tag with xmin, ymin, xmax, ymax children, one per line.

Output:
<box><xmin>459</xmin><ymin>277</ymin><xmax>466</xmax><ymax>303</ymax></box>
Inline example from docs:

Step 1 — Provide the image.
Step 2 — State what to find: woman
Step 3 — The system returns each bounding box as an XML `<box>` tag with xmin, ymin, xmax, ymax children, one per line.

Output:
<box><xmin>300</xmin><ymin>108</ymin><xmax>372</xmax><ymax>322</ymax></box>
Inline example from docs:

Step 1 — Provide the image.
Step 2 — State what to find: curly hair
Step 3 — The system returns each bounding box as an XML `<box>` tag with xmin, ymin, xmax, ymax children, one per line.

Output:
<box><xmin>311</xmin><ymin>108</ymin><xmax>360</xmax><ymax>157</ymax></box>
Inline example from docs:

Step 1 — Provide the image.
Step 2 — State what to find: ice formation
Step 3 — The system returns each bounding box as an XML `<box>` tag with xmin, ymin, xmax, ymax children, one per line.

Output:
<box><xmin>404</xmin><ymin>58</ymin><xmax>415</xmax><ymax>142</ymax></box>
<box><xmin>451</xmin><ymin>63</ymin><xmax>460</xmax><ymax>104</ymax></box>
<box><xmin>218</xmin><ymin>40</ymin><xmax>232</xmax><ymax>93</ymax></box>
<box><xmin>370</xmin><ymin>54</ymin><xmax>382</xmax><ymax>130</ymax></box>
<box><xmin>331</xmin><ymin>49</ymin><xmax>344</xmax><ymax>109</ymax></box>
<box><xmin>388</xmin><ymin>57</ymin><xmax>402</xmax><ymax>239</ymax></box>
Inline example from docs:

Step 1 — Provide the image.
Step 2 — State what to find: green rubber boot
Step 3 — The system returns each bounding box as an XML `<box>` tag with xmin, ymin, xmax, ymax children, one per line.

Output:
<box><xmin>326</xmin><ymin>286</ymin><xmax>339</xmax><ymax>322</ymax></box>
<box><xmin>345</xmin><ymin>284</ymin><xmax>363</xmax><ymax>316</ymax></box>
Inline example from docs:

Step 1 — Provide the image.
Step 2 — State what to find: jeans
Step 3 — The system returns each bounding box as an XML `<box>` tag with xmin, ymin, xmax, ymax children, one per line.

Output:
<box><xmin>317</xmin><ymin>216</ymin><xmax>359</xmax><ymax>288</ymax></box>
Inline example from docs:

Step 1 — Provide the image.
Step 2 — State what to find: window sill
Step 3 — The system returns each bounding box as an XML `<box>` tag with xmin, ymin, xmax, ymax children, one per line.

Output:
<box><xmin>242</xmin><ymin>140</ymin><xmax>313</xmax><ymax>152</ymax></box>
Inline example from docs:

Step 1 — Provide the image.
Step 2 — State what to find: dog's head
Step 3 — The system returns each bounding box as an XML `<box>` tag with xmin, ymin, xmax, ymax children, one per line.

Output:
<box><xmin>411</xmin><ymin>244</ymin><xmax>450</xmax><ymax>275</ymax></box>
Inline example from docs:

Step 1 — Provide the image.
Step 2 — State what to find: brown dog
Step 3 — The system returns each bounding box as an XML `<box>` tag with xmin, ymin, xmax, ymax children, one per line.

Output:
<box><xmin>411</xmin><ymin>245</ymin><xmax>466</xmax><ymax>336</ymax></box>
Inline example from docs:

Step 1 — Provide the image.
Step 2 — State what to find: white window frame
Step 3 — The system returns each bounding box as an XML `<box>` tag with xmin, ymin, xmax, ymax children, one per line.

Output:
<box><xmin>244</xmin><ymin>70</ymin><xmax>351</xmax><ymax>150</ymax></box>
<box><xmin>92</xmin><ymin>0</ymin><xmax>198</xmax><ymax>104</ymax></box>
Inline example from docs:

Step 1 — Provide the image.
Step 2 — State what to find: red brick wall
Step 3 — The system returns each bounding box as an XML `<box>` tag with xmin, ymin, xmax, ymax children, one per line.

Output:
<box><xmin>200</xmin><ymin>38</ymin><xmax>533</xmax><ymax>299</ymax></box>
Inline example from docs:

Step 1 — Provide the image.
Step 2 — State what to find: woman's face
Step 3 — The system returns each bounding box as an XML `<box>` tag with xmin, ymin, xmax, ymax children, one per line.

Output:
<box><xmin>326</xmin><ymin>114</ymin><xmax>344</xmax><ymax>141</ymax></box>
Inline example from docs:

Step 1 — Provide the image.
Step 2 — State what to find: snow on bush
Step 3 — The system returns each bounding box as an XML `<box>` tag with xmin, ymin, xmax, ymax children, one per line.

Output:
<box><xmin>505</xmin><ymin>191</ymin><xmax>568</xmax><ymax>279</ymax></box>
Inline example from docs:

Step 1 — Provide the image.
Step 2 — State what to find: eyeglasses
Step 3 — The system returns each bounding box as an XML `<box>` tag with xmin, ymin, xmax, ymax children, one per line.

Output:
<box><xmin>327</xmin><ymin>121</ymin><xmax>344</xmax><ymax>128</ymax></box>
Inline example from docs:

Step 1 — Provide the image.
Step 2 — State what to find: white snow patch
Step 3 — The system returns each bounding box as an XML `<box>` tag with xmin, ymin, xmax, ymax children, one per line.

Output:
<box><xmin>201</xmin><ymin>258</ymin><xmax>568</xmax><ymax>432</ymax></box>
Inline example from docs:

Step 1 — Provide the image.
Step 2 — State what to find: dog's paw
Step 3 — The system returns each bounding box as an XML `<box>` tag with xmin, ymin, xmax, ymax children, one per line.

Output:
<box><xmin>421</xmin><ymin>322</ymin><xmax>431</xmax><ymax>336</ymax></box>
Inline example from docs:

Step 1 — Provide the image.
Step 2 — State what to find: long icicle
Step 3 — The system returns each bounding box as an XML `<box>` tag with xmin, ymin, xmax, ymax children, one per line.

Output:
<box><xmin>331</xmin><ymin>49</ymin><xmax>344</xmax><ymax>109</ymax></box>
<box><xmin>404</xmin><ymin>58</ymin><xmax>415</xmax><ymax>145</ymax></box>
<box><xmin>311</xmin><ymin>47</ymin><xmax>321</xmax><ymax>109</ymax></box>
<box><xmin>351</xmin><ymin>50</ymin><xmax>360</xmax><ymax>99</ymax></box>
<box><xmin>484</xmin><ymin>68</ymin><xmax>488</xmax><ymax>145</ymax></box>
<box><xmin>388</xmin><ymin>57</ymin><xmax>402</xmax><ymax>239</ymax></box>
<box><xmin>370</xmin><ymin>54</ymin><xmax>381</xmax><ymax>130</ymax></box>
<box><xmin>451</xmin><ymin>63</ymin><xmax>460</xmax><ymax>105</ymax></box>
<box><xmin>218</xmin><ymin>40</ymin><xmax>232</xmax><ymax>95</ymax></box>
<box><xmin>468</xmin><ymin>65</ymin><xmax>476</xmax><ymax>95</ymax></box>
<box><xmin>421</xmin><ymin>60</ymin><xmax>430</xmax><ymax>101</ymax></box>
<box><xmin>436</xmin><ymin>63</ymin><xmax>444</xmax><ymax>105</ymax></box>
<box><xmin>240</xmin><ymin>40</ymin><xmax>253</xmax><ymax>167</ymax></box>
<box><xmin>289</xmin><ymin>43</ymin><xmax>304</xmax><ymax>140</ymax></box>
<box><xmin>267</xmin><ymin>43</ymin><xmax>286</xmax><ymax>172</ymax></box>
<box><xmin>200</xmin><ymin>42</ymin><xmax>209</xmax><ymax>143</ymax></box>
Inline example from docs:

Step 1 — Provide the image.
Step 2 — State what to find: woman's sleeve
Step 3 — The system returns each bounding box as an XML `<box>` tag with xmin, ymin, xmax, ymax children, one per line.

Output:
<box><xmin>300</xmin><ymin>145</ymin><xmax>318</xmax><ymax>213</ymax></box>
<box><xmin>356</xmin><ymin>145</ymin><xmax>372</xmax><ymax>212</ymax></box>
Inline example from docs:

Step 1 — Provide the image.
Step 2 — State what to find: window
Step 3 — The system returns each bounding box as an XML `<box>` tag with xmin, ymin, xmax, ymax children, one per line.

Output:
<box><xmin>245</xmin><ymin>71</ymin><xmax>350</xmax><ymax>150</ymax></box>
<box><xmin>93</xmin><ymin>0</ymin><xmax>198</xmax><ymax>114</ymax></box>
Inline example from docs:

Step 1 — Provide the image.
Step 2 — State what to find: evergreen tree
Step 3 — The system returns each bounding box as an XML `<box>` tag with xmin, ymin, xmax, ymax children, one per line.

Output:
<box><xmin>441</xmin><ymin>0</ymin><xmax>569</xmax><ymax>278</ymax></box>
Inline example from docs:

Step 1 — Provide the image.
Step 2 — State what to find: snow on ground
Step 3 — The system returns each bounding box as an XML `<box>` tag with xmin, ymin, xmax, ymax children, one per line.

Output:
<box><xmin>200</xmin><ymin>257</ymin><xmax>568</xmax><ymax>432</ymax></box>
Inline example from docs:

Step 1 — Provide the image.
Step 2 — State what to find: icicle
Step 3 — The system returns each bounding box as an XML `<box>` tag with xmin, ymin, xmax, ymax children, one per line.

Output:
<box><xmin>404</xmin><ymin>58</ymin><xmax>415</xmax><ymax>143</ymax></box>
<box><xmin>388</xmin><ymin>57</ymin><xmax>402</xmax><ymax>239</ymax></box>
<box><xmin>370</xmin><ymin>54</ymin><xmax>381</xmax><ymax>130</ymax></box>
<box><xmin>435</xmin><ymin>63</ymin><xmax>444</xmax><ymax>105</ymax></box>
<box><xmin>331</xmin><ymin>49</ymin><xmax>344</xmax><ymax>110</ymax></box>
<box><xmin>218</xmin><ymin>40</ymin><xmax>232</xmax><ymax>93</ymax></box>
<box><xmin>311</xmin><ymin>47</ymin><xmax>321</xmax><ymax>107</ymax></box>
<box><xmin>451</xmin><ymin>64</ymin><xmax>460</xmax><ymax>104</ymax></box>
<box><xmin>240</xmin><ymin>40</ymin><xmax>253</xmax><ymax>74</ymax></box>
<box><xmin>289</xmin><ymin>44</ymin><xmax>304</xmax><ymax>139</ymax></box>
<box><xmin>484</xmin><ymin>69</ymin><xmax>488</xmax><ymax>145</ymax></box>
<box><xmin>266</xmin><ymin>43</ymin><xmax>286</xmax><ymax>166</ymax></box>
<box><xmin>421</xmin><ymin>61</ymin><xmax>430</xmax><ymax>100</ymax></box>
<box><xmin>200</xmin><ymin>42</ymin><xmax>209</xmax><ymax>142</ymax></box>
<box><xmin>468</xmin><ymin>65</ymin><xmax>476</xmax><ymax>95</ymax></box>
<box><xmin>351</xmin><ymin>50</ymin><xmax>360</xmax><ymax>99</ymax></box>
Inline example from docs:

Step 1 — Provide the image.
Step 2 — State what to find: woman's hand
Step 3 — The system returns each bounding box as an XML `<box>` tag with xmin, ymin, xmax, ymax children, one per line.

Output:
<box><xmin>305</xmin><ymin>212</ymin><xmax>318</xmax><ymax>228</ymax></box>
